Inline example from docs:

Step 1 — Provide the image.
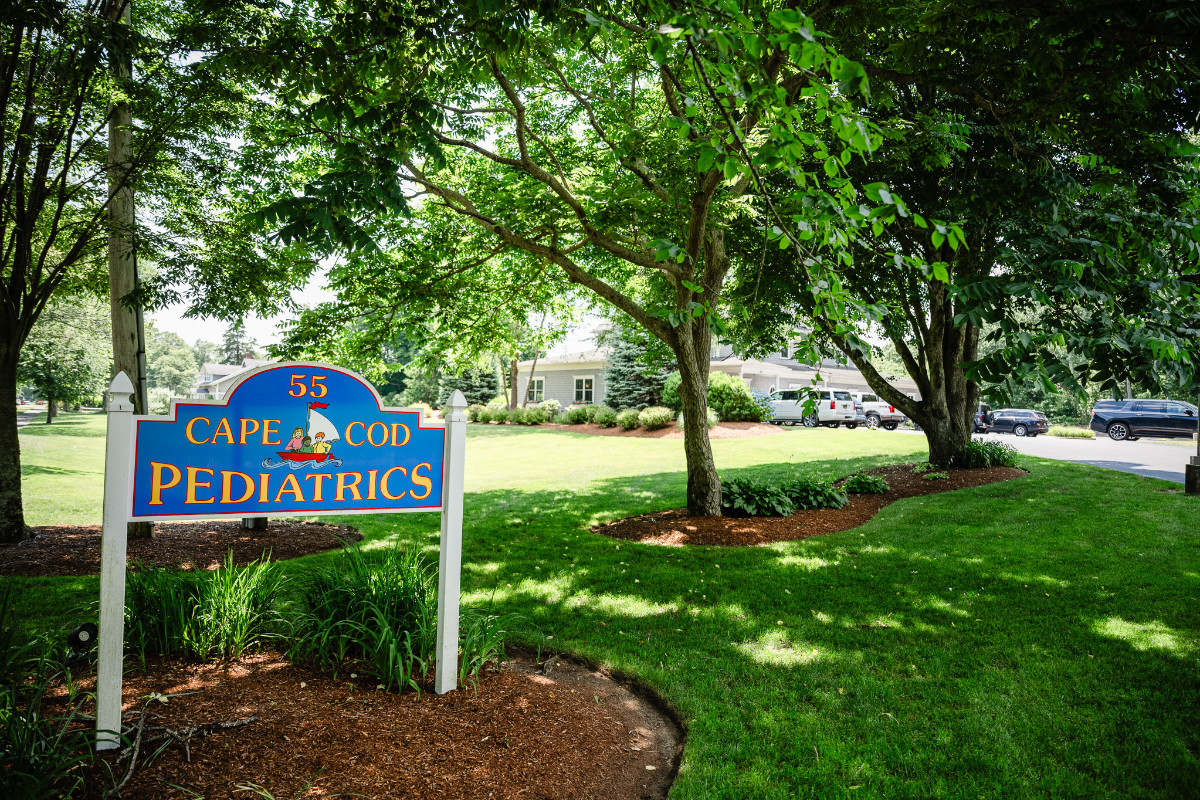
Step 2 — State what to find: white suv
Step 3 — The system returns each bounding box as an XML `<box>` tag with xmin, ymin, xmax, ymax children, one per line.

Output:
<box><xmin>768</xmin><ymin>387</ymin><xmax>856</xmax><ymax>427</ymax></box>
<box><xmin>850</xmin><ymin>391</ymin><xmax>906</xmax><ymax>430</ymax></box>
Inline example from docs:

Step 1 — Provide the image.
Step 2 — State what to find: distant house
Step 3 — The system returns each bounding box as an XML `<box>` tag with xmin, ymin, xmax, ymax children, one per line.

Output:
<box><xmin>190</xmin><ymin>358</ymin><xmax>275</xmax><ymax>400</ymax></box>
<box><xmin>515</xmin><ymin>343</ymin><xmax>919</xmax><ymax>408</ymax></box>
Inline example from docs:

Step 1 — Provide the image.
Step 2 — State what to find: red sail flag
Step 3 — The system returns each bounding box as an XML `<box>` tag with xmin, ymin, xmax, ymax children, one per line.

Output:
<box><xmin>308</xmin><ymin>401</ymin><xmax>329</xmax><ymax>409</ymax></box>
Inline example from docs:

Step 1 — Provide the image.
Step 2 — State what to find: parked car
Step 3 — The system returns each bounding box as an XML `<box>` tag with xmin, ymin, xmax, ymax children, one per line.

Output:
<box><xmin>847</xmin><ymin>399</ymin><xmax>866</xmax><ymax>429</ymax></box>
<box><xmin>1089</xmin><ymin>398</ymin><xmax>1199</xmax><ymax>441</ymax></box>
<box><xmin>988</xmin><ymin>408</ymin><xmax>1050</xmax><ymax>437</ymax></box>
<box><xmin>767</xmin><ymin>387</ymin><xmax>856</xmax><ymax>427</ymax></box>
<box><xmin>850</xmin><ymin>391</ymin><xmax>905</xmax><ymax>430</ymax></box>
<box><xmin>974</xmin><ymin>403</ymin><xmax>993</xmax><ymax>433</ymax></box>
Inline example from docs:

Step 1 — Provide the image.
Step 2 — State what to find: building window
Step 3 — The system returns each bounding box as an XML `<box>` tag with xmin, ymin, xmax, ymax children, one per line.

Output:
<box><xmin>526</xmin><ymin>377</ymin><xmax>545</xmax><ymax>403</ymax></box>
<box><xmin>574</xmin><ymin>376</ymin><xmax>594</xmax><ymax>404</ymax></box>
<box><xmin>780</xmin><ymin>346</ymin><xmax>789</xmax><ymax>358</ymax></box>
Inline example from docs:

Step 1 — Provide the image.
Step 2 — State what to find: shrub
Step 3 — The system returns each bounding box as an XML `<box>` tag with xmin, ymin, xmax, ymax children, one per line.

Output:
<box><xmin>125</xmin><ymin>553</ymin><xmax>282</xmax><ymax>662</ymax></box>
<box><xmin>708</xmin><ymin>372</ymin><xmax>769</xmax><ymax>422</ymax></box>
<box><xmin>593</xmin><ymin>406</ymin><xmax>619</xmax><ymax>427</ymax></box>
<box><xmin>466</xmin><ymin>404</ymin><xmax>486</xmax><ymax>422</ymax></box>
<box><xmin>957</xmin><ymin>440</ymin><xmax>1020</xmax><ymax>469</ymax></box>
<box><xmin>584</xmin><ymin>403</ymin><xmax>613</xmax><ymax>423</ymax></box>
<box><xmin>677</xmin><ymin>408</ymin><xmax>719</xmax><ymax>429</ymax></box>
<box><xmin>538</xmin><ymin>399</ymin><xmax>562</xmax><ymax>416</ymax></box>
<box><xmin>481</xmin><ymin>406</ymin><xmax>506</xmax><ymax>424</ymax></box>
<box><xmin>522</xmin><ymin>406</ymin><xmax>549</xmax><ymax>425</ymax></box>
<box><xmin>616</xmin><ymin>408</ymin><xmax>641</xmax><ymax>430</ymax></box>
<box><xmin>563</xmin><ymin>405</ymin><xmax>590</xmax><ymax>424</ymax></box>
<box><xmin>750</xmin><ymin>390</ymin><xmax>776</xmax><ymax>422</ymax></box>
<box><xmin>721</xmin><ymin>477</ymin><xmax>796</xmax><ymax>517</ymax></box>
<box><xmin>843</xmin><ymin>473</ymin><xmax>890</xmax><ymax>494</ymax></box>
<box><xmin>553</xmin><ymin>411</ymin><xmax>572</xmax><ymax>424</ymax></box>
<box><xmin>506</xmin><ymin>407</ymin><xmax>526</xmax><ymax>425</ymax></box>
<box><xmin>638</xmin><ymin>406</ymin><xmax>674</xmax><ymax>430</ymax></box>
<box><xmin>923</xmin><ymin>470</ymin><xmax>949</xmax><ymax>481</ymax></box>
<box><xmin>1049</xmin><ymin>426</ymin><xmax>1094</xmax><ymax>439</ymax></box>
<box><xmin>781</xmin><ymin>476</ymin><xmax>848</xmax><ymax>510</ymax></box>
<box><xmin>661</xmin><ymin>371</ymin><xmax>682</xmax><ymax>411</ymax></box>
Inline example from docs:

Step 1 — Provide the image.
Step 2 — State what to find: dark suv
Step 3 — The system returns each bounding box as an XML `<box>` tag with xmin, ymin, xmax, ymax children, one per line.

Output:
<box><xmin>1089</xmin><ymin>399</ymin><xmax>1198</xmax><ymax>441</ymax></box>
<box><xmin>989</xmin><ymin>408</ymin><xmax>1050</xmax><ymax>437</ymax></box>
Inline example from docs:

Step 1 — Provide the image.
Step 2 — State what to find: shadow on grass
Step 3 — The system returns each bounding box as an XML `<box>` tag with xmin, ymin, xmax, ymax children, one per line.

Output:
<box><xmin>20</xmin><ymin>464</ymin><xmax>94</xmax><ymax>477</ymax></box>
<box><xmin>321</xmin><ymin>458</ymin><xmax>1199</xmax><ymax>797</ymax></box>
<box><xmin>17</xmin><ymin>414</ymin><xmax>106</xmax><ymax>438</ymax></box>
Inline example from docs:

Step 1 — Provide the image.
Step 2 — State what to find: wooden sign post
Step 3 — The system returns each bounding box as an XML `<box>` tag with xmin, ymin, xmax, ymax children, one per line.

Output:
<box><xmin>95</xmin><ymin>364</ymin><xmax>467</xmax><ymax>749</ymax></box>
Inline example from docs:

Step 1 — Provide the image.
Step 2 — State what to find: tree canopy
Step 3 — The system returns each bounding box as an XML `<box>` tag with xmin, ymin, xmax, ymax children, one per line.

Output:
<box><xmin>247</xmin><ymin>0</ymin><xmax>888</xmax><ymax>514</ymax></box>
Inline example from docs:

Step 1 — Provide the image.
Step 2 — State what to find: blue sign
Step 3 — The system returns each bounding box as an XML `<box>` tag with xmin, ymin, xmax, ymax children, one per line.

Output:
<box><xmin>130</xmin><ymin>364</ymin><xmax>444</xmax><ymax>519</ymax></box>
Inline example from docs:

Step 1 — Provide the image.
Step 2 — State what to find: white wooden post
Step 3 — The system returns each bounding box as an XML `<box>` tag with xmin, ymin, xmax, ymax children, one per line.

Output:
<box><xmin>435</xmin><ymin>390</ymin><xmax>467</xmax><ymax>693</ymax></box>
<box><xmin>96</xmin><ymin>372</ymin><xmax>135</xmax><ymax>750</ymax></box>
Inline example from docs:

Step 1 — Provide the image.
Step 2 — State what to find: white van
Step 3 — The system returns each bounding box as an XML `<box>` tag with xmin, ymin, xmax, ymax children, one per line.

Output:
<box><xmin>769</xmin><ymin>387</ymin><xmax>856</xmax><ymax>427</ymax></box>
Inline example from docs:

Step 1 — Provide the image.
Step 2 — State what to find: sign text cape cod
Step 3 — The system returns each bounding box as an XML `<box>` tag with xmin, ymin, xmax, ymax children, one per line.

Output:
<box><xmin>95</xmin><ymin>363</ymin><xmax>468</xmax><ymax>750</ymax></box>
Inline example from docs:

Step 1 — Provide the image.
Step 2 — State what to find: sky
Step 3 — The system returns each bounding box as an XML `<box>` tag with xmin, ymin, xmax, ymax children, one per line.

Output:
<box><xmin>148</xmin><ymin>274</ymin><xmax>601</xmax><ymax>359</ymax></box>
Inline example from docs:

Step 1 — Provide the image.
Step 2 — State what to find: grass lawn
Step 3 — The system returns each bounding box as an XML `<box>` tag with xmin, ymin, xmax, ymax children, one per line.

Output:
<box><xmin>11</xmin><ymin>418</ymin><xmax>1200</xmax><ymax>798</ymax></box>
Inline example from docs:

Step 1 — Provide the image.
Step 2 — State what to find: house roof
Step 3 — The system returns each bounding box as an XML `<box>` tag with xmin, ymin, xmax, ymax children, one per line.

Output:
<box><xmin>516</xmin><ymin>348</ymin><xmax>610</xmax><ymax>369</ymax></box>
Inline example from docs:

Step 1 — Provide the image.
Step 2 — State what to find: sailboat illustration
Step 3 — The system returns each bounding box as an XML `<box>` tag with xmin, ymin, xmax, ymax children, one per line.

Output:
<box><xmin>277</xmin><ymin>402</ymin><xmax>342</xmax><ymax>464</ymax></box>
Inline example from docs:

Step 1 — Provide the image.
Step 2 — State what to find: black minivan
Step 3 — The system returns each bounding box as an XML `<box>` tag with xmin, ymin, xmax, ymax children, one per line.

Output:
<box><xmin>1089</xmin><ymin>399</ymin><xmax>1199</xmax><ymax>441</ymax></box>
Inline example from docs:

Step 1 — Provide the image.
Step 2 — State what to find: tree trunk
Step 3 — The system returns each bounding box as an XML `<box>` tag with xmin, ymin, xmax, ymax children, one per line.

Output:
<box><xmin>522</xmin><ymin>352</ymin><xmax>540</xmax><ymax>408</ymax></box>
<box><xmin>46</xmin><ymin>393</ymin><xmax>56</xmax><ymax>423</ymax></box>
<box><xmin>508</xmin><ymin>357</ymin><xmax>519</xmax><ymax>410</ymax></box>
<box><xmin>0</xmin><ymin>342</ymin><xmax>31</xmax><ymax>542</ymax></box>
<box><xmin>109</xmin><ymin>0</ymin><xmax>153</xmax><ymax>540</ymax></box>
<box><xmin>673</xmin><ymin>322</ymin><xmax>721</xmax><ymax>516</ymax></box>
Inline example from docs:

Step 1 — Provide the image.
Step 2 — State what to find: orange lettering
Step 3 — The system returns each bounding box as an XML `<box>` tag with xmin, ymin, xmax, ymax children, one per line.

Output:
<box><xmin>345</xmin><ymin>421</ymin><xmax>365</xmax><ymax>446</ymax></box>
<box><xmin>184</xmin><ymin>417</ymin><xmax>211</xmax><ymax>444</ymax></box>
<box><xmin>262</xmin><ymin>419</ymin><xmax>281</xmax><ymax>446</ymax></box>
<box><xmin>391</xmin><ymin>423</ymin><xmax>410</xmax><ymax>447</ymax></box>
<box><xmin>238</xmin><ymin>418</ymin><xmax>261</xmax><ymax>445</ymax></box>
<box><xmin>367</xmin><ymin>422</ymin><xmax>388</xmax><ymax>447</ymax></box>
<box><xmin>220</xmin><ymin>471</ymin><xmax>255</xmax><ymax>503</ymax></box>
<box><xmin>149</xmin><ymin>462</ymin><xmax>181</xmax><ymax>505</ymax></box>
<box><xmin>381</xmin><ymin>466</ymin><xmax>408</xmax><ymax>500</ymax></box>
<box><xmin>304</xmin><ymin>473</ymin><xmax>333</xmax><ymax>502</ymax></box>
<box><xmin>185</xmin><ymin>467</ymin><xmax>216</xmax><ymax>504</ymax></box>
<box><xmin>336</xmin><ymin>472</ymin><xmax>363</xmax><ymax>501</ymax></box>
<box><xmin>211</xmin><ymin>417</ymin><xmax>235</xmax><ymax>445</ymax></box>
<box><xmin>273</xmin><ymin>474</ymin><xmax>305</xmax><ymax>503</ymax></box>
<box><xmin>410</xmin><ymin>462</ymin><xmax>434</xmax><ymax>501</ymax></box>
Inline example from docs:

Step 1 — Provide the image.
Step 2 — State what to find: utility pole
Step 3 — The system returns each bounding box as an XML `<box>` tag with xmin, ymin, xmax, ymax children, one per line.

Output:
<box><xmin>108</xmin><ymin>0</ymin><xmax>153</xmax><ymax>537</ymax></box>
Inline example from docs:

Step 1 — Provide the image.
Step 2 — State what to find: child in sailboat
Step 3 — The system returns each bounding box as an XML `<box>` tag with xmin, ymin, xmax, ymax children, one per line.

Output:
<box><xmin>312</xmin><ymin>432</ymin><xmax>332</xmax><ymax>454</ymax></box>
<box><xmin>285</xmin><ymin>426</ymin><xmax>305</xmax><ymax>452</ymax></box>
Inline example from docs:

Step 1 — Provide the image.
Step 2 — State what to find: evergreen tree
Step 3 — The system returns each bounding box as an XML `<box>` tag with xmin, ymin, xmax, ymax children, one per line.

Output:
<box><xmin>438</xmin><ymin>368</ymin><xmax>499</xmax><ymax>407</ymax></box>
<box><xmin>602</xmin><ymin>324</ymin><xmax>671</xmax><ymax>411</ymax></box>
<box><xmin>220</xmin><ymin>320</ymin><xmax>258</xmax><ymax>364</ymax></box>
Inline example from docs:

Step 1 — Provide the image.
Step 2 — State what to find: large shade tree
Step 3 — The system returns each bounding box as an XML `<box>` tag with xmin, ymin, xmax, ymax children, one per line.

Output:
<box><xmin>0</xmin><ymin>0</ymin><xmax>317</xmax><ymax>541</ymax></box>
<box><xmin>723</xmin><ymin>0</ymin><xmax>1200</xmax><ymax>465</ymax></box>
<box><xmin>247</xmin><ymin>0</ymin><xmax>890</xmax><ymax>515</ymax></box>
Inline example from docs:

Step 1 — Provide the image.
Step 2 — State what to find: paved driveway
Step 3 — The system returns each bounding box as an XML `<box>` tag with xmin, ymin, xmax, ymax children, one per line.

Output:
<box><xmin>975</xmin><ymin>431</ymin><xmax>1196</xmax><ymax>484</ymax></box>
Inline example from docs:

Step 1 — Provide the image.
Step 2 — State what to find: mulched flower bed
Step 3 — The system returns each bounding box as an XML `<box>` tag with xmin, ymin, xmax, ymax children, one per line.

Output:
<box><xmin>73</xmin><ymin>650</ymin><xmax>682</xmax><ymax>800</ymax></box>
<box><xmin>0</xmin><ymin>520</ymin><xmax>362</xmax><ymax>577</ymax></box>
<box><xmin>593</xmin><ymin>463</ymin><xmax>1027</xmax><ymax>546</ymax></box>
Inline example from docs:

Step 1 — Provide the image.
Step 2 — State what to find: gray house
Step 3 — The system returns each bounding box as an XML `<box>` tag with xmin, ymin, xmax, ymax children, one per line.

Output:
<box><xmin>516</xmin><ymin>344</ymin><xmax>920</xmax><ymax>409</ymax></box>
<box><xmin>189</xmin><ymin>358</ymin><xmax>276</xmax><ymax>400</ymax></box>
